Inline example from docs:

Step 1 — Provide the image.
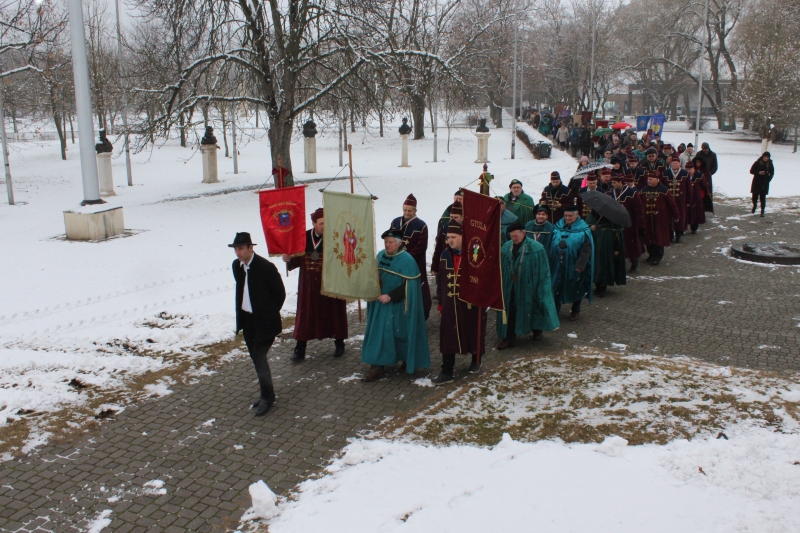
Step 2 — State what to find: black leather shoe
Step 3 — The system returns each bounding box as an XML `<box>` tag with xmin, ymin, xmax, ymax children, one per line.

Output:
<box><xmin>254</xmin><ymin>398</ymin><xmax>273</xmax><ymax>417</ymax></box>
<box><xmin>252</xmin><ymin>399</ymin><xmax>260</xmax><ymax>409</ymax></box>
<box><xmin>333</xmin><ymin>340</ymin><xmax>345</xmax><ymax>358</ymax></box>
<box><xmin>431</xmin><ymin>373</ymin><xmax>454</xmax><ymax>385</ymax></box>
<box><xmin>651</xmin><ymin>258</ymin><xmax>661</xmax><ymax>265</ymax></box>
<box><xmin>292</xmin><ymin>342</ymin><xmax>306</xmax><ymax>363</ymax></box>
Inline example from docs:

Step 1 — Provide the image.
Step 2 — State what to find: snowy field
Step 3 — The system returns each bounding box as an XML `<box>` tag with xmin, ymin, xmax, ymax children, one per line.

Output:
<box><xmin>241</xmin><ymin>352</ymin><xmax>800</xmax><ymax>533</ymax></box>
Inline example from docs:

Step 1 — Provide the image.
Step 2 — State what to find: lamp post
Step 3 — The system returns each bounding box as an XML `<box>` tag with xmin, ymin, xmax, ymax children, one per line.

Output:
<box><xmin>510</xmin><ymin>0</ymin><xmax>518</xmax><ymax>159</ymax></box>
<box><xmin>589</xmin><ymin>0</ymin><xmax>597</xmax><ymax>119</ymax></box>
<box><xmin>114</xmin><ymin>0</ymin><xmax>132</xmax><ymax>186</ymax></box>
<box><xmin>67</xmin><ymin>0</ymin><xmax>102</xmax><ymax>205</ymax></box>
<box><xmin>694</xmin><ymin>0</ymin><xmax>709</xmax><ymax>148</ymax></box>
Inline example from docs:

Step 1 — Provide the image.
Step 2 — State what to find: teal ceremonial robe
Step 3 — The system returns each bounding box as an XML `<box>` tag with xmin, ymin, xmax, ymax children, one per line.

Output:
<box><xmin>497</xmin><ymin>237</ymin><xmax>560</xmax><ymax>338</ymax></box>
<box><xmin>525</xmin><ymin>220</ymin><xmax>554</xmax><ymax>254</ymax></box>
<box><xmin>500</xmin><ymin>209</ymin><xmax>518</xmax><ymax>245</ymax></box>
<box><xmin>549</xmin><ymin>218</ymin><xmax>594</xmax><ymax>304</ymax></box>
<box><xmin>361</xmin><ymin>249</ymin><xmax>430</xmax><ymax>373</ymax></box>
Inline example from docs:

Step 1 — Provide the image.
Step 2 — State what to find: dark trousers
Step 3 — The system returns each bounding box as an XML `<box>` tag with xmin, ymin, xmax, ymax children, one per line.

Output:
<box><xmin>646</xmin><ymin>244</ymin><xmax>665</xmax><ymax>261</ymax></box>
<box><xmin>441</xmin><ymin>353</ymin><xmax>477</xmax><ymax>377</ymax></box>
<box><xmin>504</xmin><ymin>294</ymin><xmax>517</xmax><ymax>341</ymax></box>
<box><xmin>752</xmin><ymin>193</ymin><xmax>766</xmax><ymax>212</ymax></box>
<box><xmin>690</xmin><ymin>224</ymin><xmax>699</xmax><ymax>233</ymax></box>
<box><xmin>556</xmin><ymin>299</ymin><xmax>582</xmax><ymax>315</ymax></box>
<box><xmin>242</xmin><ymin>318</ymin><xmax>276</xmax><ymax>403</ymax></box>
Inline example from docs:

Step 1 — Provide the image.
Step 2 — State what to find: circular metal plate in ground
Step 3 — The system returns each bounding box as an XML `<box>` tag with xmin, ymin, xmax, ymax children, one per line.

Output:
<box><xmin>731</xmin><ymin>242</ymin><xmax>800</xmax><ymax>265</ymax></box>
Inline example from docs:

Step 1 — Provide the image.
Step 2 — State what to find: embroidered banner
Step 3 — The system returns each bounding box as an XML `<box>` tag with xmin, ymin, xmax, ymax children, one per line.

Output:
<box><xmin>459</xmin><ymin>189</ymin><xmax>504</xmax><ymax>311</ymax></box>
<box><xmin>649</xmin><ymin>113</ymin><xmax>666</xmax><ymax>136</ymax></box>
<box><xmin>321</xmin><ymin>190</ymin><xmax>380</xmax><ymax>300</ymax></box>
<box><xmin>637</xmin><ymin>115</ymin><xmax>651</xmax><ymax>132</ymax></box>
<box><xmin>259</xmin><ymin>185</ymin><xmax>306</xmax><ymax>257</ymax></box>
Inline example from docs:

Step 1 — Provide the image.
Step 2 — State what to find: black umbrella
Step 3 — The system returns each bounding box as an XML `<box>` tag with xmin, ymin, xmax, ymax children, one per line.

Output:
<box><xmin>570</xmin><ymin>162</ymin><xmax>612</xmax><ymax>181</ymax></box>
<box><xmin>579</xmin><ymin>190</ymin><xmax>632</xmax><ymax>228</ymax></box>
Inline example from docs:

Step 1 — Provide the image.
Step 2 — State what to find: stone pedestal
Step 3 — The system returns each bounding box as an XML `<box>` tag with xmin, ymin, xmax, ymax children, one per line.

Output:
<box><xmin>399</xmin><ymin>134</ymin><xmax>410</xmax><ymax>167</ymax></box>
<box><xmin>201</xmin><ymin>144</ymin><xmax>219</xmax><ymax>183</ymax></box>
<box><xmin>64</xmin><ymin>206</ymin><xmax>125</xmax><ymax>241</ymax></box>
<box><xmin>474</xmin><ymin>132</ymin><xmax>491</xmax><ymax>163</ymax></box>
<box><xmin>97</xmin><ymin>152</ymin><xmax>115</xmax><ymax>197</ymax></box>
<box><xmin>304</xmin><ymin>137</ymin><xmax>317</xmax><ymax>173</ymax></box>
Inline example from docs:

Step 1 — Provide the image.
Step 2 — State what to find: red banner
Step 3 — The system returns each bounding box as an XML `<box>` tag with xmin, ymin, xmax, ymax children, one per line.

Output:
<box><xmin>259</xmin><ymin>186</ymin><xmax>306</xmax><ymax>257</ymax></box>
<box><xmin>459</xmin><ymin>189</ymin><xmax>504</xmax><ymax>311</ymax></box>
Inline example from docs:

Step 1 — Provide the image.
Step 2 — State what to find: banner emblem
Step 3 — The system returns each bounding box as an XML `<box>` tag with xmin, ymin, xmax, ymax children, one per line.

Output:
<box><xmin>332</xmin><ymin>216</ymin><xmax>367</xmax><ymax>276</ymax></box>
<box><xmin>468</xmin><ymin>237</ymin><xmax>485</xmax><ymax>268</ymax></box>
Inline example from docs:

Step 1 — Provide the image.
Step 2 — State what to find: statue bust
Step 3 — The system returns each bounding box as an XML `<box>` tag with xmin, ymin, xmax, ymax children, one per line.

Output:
<box><xmin>302</xmin><ymin>119</ymin><xmax>318</xmax><ymax>138</ymax></box>
<box><xmin>95</xmin><ymin>128</ymin><xmax>113</xmax><ymax>154</ymax></box>
<box><xmin>476</xmin><ymin>118</ymin><xmax>489</xmax><ymax>133</ymax></box>
<box><xmin>398</xmin><ymin>117</ymin><xmax>411</xmax><ymax>135</ymax></box>
<box><xmin>201</xmin><ymin>126</ymin><xmax>217</xmax><ymax>145</ymax></box>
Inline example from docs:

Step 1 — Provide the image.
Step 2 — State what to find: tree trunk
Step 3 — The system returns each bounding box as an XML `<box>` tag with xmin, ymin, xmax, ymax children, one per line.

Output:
<box><xmin>447</xmin><ymin>126</ymin><xmax>451</xmax><ymax>153</ymax></box>
<box><xmin>221</xmin><ymin>108</ymin><xmax>230</xmax><ymax>158</ymax></box>
<box><xmin>68</xmin><ymin>114</ymin><xmax>75</xmax><ymax>144</ymax></box>
<box><xmin>350</xmin><ymin>108</ymin><xmax>355</xmax><ymax>133</ymax></box>
<box><xmin>743</xmin><ymin>115</ymin><xmax>750</xmax><ymax>130</ymax></box>
<box><xmin>11</xmin><ymin>105</ymin><xmax>17</xmax><ymax>133</ymax></box>
<box><xmin>494</xmin><ymin>103</ymin><xmax>504</xmax><ymax>128</ymax></box>
<box><xmin>54</xmin><ymin>113</ymin><xmax>66</xmax><ymax>160</ymax></box>
<box><xmin>429</xmin><ymin>102</ymin><xmax>435</xmax><ymax>133</ymax></box>
<box><xmin>202</xmin><ymin>105</ymin><xmax>209</xmax><ymax>128</ymax></box>
<box><xmin>267</xmin><ymin>110</ymin><xmax>295</xmax><ymax>186</ymax></box>
<box><xmin>379</xmin><ymin>110</ymin><xmax>384</xmax><ymax>138</ymax></box>
<box><xmin>411</xmin><ymin>94</ymin><xmax>426</xmax><ymax>139</ymax></box>
<box><xmin>179</xmin><ymin>111</ymin><xmax>186</xmax><ymax>147</ymax></box>
<box><xmin>255</xmin><ymin>107</ymin><xmax>259</xmax><ymax>128</ymax></box>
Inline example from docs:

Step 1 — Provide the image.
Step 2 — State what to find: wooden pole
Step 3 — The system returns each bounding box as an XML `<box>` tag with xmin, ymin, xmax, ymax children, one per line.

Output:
<box><xmin>348</xmin><ymin>144</ymin><xmax>363</xmax><ymax>322</ymax></box>
<box><xmin>476</xmin><ymin>307</ymin><xmax>482</xmax><ymax>367</ymax></box>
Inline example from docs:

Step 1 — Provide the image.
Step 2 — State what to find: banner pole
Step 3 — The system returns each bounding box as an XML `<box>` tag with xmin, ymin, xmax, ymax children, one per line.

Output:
<box><xmin>476</xmin><ymin>307</ymin><xmax>482</xmax><ymax>367</ymax></box>
<box><xmin>348</xmin><ymin>144</ymin><xmax>362</xmax><ymax>322</ymax></box>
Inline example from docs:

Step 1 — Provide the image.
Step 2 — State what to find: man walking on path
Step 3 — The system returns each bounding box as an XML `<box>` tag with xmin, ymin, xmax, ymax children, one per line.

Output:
<box><xmin>231</xmin><ymin>232</ymin><xmax>286</xmax><ymax>417</ymax></box>
<box><xmin>549</xmin><ymin>206</ymin><xmax>593</xmax><ymax>321</ymax></box>
<box><xmin>496</xmin><ymin>221</ymin><xmax>560</xmax><ymax>350</ymax></box>
<box><xmin>692</xmin><ymin>142</ymin><xmax>718</xmax><ymax>177</ymax></box>
<box><xmin>432</xmin><ymin>220</ymin><xmax>486</xmax><ymax>384</ymax></box>
<box><xmin>641</xmin><ymin>172</ymin><xmax>680</xmax><ymax>266</ymax></box>
<box><xmin>283</xmin><ymin>209</ymin><xmax>348</xmax><ymax>362</ymax></box>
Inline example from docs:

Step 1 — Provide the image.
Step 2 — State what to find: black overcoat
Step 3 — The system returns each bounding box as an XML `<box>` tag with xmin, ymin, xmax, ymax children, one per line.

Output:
<box><xmin>232</xmin><ymin>253</ymin><xmax>286</xmax><ymax>339</ymax></box>
<box><xmin>749</xmin><ymin>159</ymin><xmax>775</xmax><ymax>195</ymax></box>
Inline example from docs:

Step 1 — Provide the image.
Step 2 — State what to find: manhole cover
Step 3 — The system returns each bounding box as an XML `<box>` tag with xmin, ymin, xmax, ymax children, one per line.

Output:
<box><xmin>731</xmin><ymin>243</ymin><xmax>800</xmax><ymax>265</ymax></box>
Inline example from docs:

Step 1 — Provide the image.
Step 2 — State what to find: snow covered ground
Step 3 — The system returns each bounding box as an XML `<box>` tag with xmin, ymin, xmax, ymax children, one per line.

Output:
<box><xmin>248</xmin><ymin>428</ymin><xmax>800</xmax><ymax>533</ymax></box>
<box><xmin>240</xmin><ymin>351</ymin><xmax>800</xmax><ymax>533</ymax></box>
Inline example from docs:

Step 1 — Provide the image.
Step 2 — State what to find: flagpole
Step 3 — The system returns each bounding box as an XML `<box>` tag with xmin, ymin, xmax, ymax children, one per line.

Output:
<box><xmin>348</xmin><ymin>144</ymin><xmax>363</xmax><ymax>323</ymax></box>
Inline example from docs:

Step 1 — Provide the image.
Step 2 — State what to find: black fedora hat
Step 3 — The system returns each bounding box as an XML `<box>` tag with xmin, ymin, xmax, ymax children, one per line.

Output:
<box><xmin>228</xmin><ymin>232</ymin><xmax>256</xmax><ymax>247</ymax></box>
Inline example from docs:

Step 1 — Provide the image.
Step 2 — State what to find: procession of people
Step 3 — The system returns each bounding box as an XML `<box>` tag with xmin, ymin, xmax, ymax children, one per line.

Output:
<box><xmin>232</xmin><ymin>128</ymin><xmax>723</xmax><ymax>415</ymax></box>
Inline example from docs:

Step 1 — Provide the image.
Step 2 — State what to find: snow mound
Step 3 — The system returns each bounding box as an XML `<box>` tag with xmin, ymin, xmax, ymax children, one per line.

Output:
<box><xmin>242</xmin><ymin>480</ymin><xmax>278</xmax><ymax>521</ymax></box>
<box><xmin>86</xmin><ymin>510</ymin><xmax>112</xmax><ymax>533</ymax></box>
<box><xmin>596</xmin><ymin>436</ymin><xmax>628</xmax><ymax>457</ymax></box>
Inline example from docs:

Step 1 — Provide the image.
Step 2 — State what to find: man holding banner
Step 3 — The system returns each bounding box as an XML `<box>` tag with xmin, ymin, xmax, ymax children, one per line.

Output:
<box><xmin>283</xmin><ymin>208</ymin><xmax>349</xmax><ymax>362</ymax></box>
<box><xmin>432</xmin><ymin>220</ymin><xmax>487</xmax><ymax>384</ymax></box>
<box><xmin>432</xmin><ymin>190</ymin><xmax>505</xmax><ymax>384</ymax></box>
<box><xmin>361</xmin><ymin>229</ymin><xmax>430</xmax><ymax>382</ymax></box>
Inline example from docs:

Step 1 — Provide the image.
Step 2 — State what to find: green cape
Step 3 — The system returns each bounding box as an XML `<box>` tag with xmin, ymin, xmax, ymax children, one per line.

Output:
<box><xmin>497</xmin><ymin>237</ymin><xmax>560</xmax><ymax>337</ymax></box>
<box><xmin>525</xmin><ymin>219</ymin><xmax>554</xmax><ymax>253</ymax></box>
<box><xmin>361</xmin><ymin>250</ymin><xmax>430</xmax><ymax>373</ymax></box>
<box><xmin>586</xmin><ymin>212</ymin><xmax>627</xmax><ymax>286</ymax></box>
<box><xmin>503</xmin><ymin>191</ymin><xmax>536</xmax><ymax>225</ymax></box>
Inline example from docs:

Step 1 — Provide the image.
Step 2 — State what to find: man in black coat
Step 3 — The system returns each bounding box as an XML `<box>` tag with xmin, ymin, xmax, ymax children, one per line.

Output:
<box><xmin>230</xmin><ymin>232</ymin><xmax>286</xmax><ymax>416</ymax></box>
<box><xmin>693</xmin><ymin>142</ymin><xmax>718</xmax><ymax>176</ymax></box>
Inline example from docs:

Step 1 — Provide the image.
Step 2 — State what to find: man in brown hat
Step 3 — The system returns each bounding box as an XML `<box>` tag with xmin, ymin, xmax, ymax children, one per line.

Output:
<box><xmin>391</xmin><ymin>194</ymin><xmax>431</xmax><ymax>319</ymax></box>
<box><xmin>432</xmin><ymin>220</ymin><xmax>486</xmax><ymax>384</ymax></box>
<box><xmin>432</xmin><ymin>202</ymin><xmax>463</xmax><ymax>275</ymax></box>
<box><xmin>283</xmin><ymin>208</ymin><xmax>349</xmax><ymax>362</ymax></box>
<box><xmin>231</xmin><ymin>232</ymin><xmax>286</xmax><ymax>416</ymax></box>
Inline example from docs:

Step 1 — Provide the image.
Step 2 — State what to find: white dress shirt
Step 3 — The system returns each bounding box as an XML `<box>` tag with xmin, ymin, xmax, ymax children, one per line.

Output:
<box><xmin>240</xmin><ymin>254</ymin><xmax>255</xmax><ymax>313</ymax></box>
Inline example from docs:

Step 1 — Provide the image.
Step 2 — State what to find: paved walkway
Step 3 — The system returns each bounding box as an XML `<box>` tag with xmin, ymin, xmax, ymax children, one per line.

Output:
<box><xmin>1</xmin><ymin>203</ymin><xmax>799</xmax><ymax>532</ymax></box>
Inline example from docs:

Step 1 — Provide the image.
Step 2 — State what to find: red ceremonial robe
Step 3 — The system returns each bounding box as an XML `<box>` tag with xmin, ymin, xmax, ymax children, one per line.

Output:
<box><xmin>612</xmin><ymin>185</ymin><xmax>645</xmax><ymax>259</ymax></box>
<box><xmin>287</xmin><ymin>230</ymin><xmax>349</xmax><ymax>341</ymax></box>
<box><xmin>437</xmin><ymin>248</ymin><xmax>487</xmax><ymax>355</ymax></box>
<box><xmin>539</xmin><ymin>184</ymin><xmax>574</xmax><ymax>223</ymax></box>
<box><xmin>641</xmin><ymin>184</ymin><xmax>680</xmax><ymax>247</ymax></box>
<box><xmin>687</xmin><ymin>170</ymin><xmax>708</xmax><ymax>226</ymax></box>
<box><xmin>664</xmin><ymin>167</ymin><xmax>690</xmax><ymax>233</ymax></box>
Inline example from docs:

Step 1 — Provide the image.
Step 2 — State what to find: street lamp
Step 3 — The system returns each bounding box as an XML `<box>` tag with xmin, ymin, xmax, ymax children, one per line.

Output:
<box><xmin>67</xmin><ymin>0</ymin><xmax>102</xmax><ymax>205</ymax></box>
<box><xmin>694</xmin><ymin>0</ymin><xmax>709</xmax><ymax>148</ymax></box>
<box><xmin>511</xmin><ymin>0</ymin><xmax>518</xmax><ymax>159</ymax></box>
